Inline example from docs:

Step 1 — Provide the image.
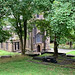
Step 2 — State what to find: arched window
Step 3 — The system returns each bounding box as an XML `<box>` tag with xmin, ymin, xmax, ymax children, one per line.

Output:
<box><xmin>36</xmin><ymin>33</ymin><xmax>41</xmax><ymax>43</ymax></box>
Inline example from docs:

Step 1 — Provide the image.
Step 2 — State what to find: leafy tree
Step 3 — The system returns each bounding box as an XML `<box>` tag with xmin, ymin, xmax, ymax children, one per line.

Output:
<box><xmin>6</xmin><ymin>0</ymin><xmax>35</xmax><ymax>55</ymax></box>
<box><xmin>48</xmin><ymin>1</ymin><xmax>75</xmax><ymax>56</ymax></box>
<box><xmin>0</xmin><ymin>0</ymin><xmax>11</xmax><ymax>42</ymax></box>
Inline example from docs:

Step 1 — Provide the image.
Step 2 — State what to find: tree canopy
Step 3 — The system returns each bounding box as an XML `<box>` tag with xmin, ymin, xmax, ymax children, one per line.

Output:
<box><xmin>6</xmin><ymin>0</ymin><xmax>35</xmax><ymax>55</ymax></box>
<box><xmin>0</xmin><ymin>0</ymin><xmax>11</xmax><ymax>42</ymax></box>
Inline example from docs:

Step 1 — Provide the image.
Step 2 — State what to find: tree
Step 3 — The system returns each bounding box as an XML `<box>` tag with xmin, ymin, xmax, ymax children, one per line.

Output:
<box><xmin>6</xmin><ymin>0</ymin><xmax>35</xmax><ymax>55</ymax></box>
<box><xmin>48</xmin><ymin>1</ymin><xmax>74</xmax><ymax>57</ymax></box>
<box><xmin>0</xmin><ymin>0</ymin><xmax>11</xmax><ymax>42</ymax></box>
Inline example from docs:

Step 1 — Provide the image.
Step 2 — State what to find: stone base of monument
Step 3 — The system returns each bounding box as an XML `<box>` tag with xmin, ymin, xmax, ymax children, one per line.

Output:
<box><xmin>43</xmin><ymin>56</ymin><xmax>57</xmax><ymax>63</ymax></box>
<box><xmin>33</xmin><ymin>56</ymin><xmax>57</xmax><ymax>63</ymax></box>
<box><xmin>0</xmin><ymin>55</ymin><xmax>12</xmax><ymax>58</ymax></box>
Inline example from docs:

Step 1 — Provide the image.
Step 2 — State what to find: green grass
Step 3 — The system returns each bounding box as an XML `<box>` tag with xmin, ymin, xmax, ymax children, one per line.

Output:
<box><xmin>0</xmin><ymin>56</ymin><xmax>75</xmax><ymax>75</ymax></box>
<box><xmin>38</xmin><ymin>53</ymin><xmax>53</xmax><ymax>57</ymax></box>
<box><xmin>66</xmin><ymin>51</ymin><xmax>75</xmax><ymax>55</ymax></box>
<box><xmin>0</xmin><ymin>50</ymin><xmax>20</xmax><ymax>56</ymax></box>
<box><xmin>66</xmin><ymin>51</ymin><xmax>75</xmax><ymax>59</ymax></box>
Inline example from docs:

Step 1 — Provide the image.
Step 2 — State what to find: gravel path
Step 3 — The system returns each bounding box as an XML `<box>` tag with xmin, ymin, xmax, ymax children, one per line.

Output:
<box><xmin>47</xmin><ymin>48</ymin><xmax>75</xmax><ymax>53</ymax></box>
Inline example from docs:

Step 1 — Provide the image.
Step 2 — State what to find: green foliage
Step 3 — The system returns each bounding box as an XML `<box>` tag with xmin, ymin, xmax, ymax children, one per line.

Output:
<box><xmin>0</xmin><ymin>29</ymin><xmax>11</xmax><ymax>42</ymax></box>
<box><xmin>34</xmin><ymin>0</ymin><xmax>50</xmax><ymax>15</ymax></box>
<box><xmin>34</xmin><ymin>19</ymin><xmax>50</xmax><ymax>42</ymax></box>
<box><xmin>0</xmin><ymin>0</ymin><xmax>7</xmax><ymax>18</ymax></box>
<box><xmin>35</xmin><ymin>20</ymin><xmax>50</xmax><ymax>35</ymax></box>
<box><xmin>48</xmin><ymin>1</ymin><xmax>74</xmax><ymax>44</ymax></box>
<box><xmin>6</xmin><ymin>0</ymin><xmax>35</xmax><ymax>20</ymax></box>
<box><xmin>0</xmin><ymin>0</ymin><xmax>11</xmax><ymax>42</ymax></box>
<box><xmin>6</xmin><ymin>0</ymin><xmax>35</xmax><ymax>34</ymax></box>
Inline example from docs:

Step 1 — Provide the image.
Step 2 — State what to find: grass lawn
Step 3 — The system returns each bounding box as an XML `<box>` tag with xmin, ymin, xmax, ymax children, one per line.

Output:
<box><xmin>0</xmin><ymin>50</ymin><xmax>20</xmax><ymax>56</ymax></box>
<box><xmin>38</xmin><ymin>53</ymin><xmax>53</xmax><ymax>57</ymax></box>
<box><xmin>66</xmin><ymin>51</ymin><xmax>75</xmax><ymax>55</ymax></box>
<box><xmin>0</xmin><ymin>56</ymin><xmax>75</xmax><ymax>75</ymax></box>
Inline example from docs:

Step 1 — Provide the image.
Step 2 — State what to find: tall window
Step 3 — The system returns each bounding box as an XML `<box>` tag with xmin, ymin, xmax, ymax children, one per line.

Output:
<box><xmin>6</xmin><ymin>42</ymin><xmax>8</xmax><ymax>50</ymax></box>
<box><xmin>14</xmin><ymin>42</ymin><xmax>19</xmax><ymax>50</ymax></box>
<box><xmin>36</xmin><ymin>34</ymin><xmax>41</xmax><ymax>43</ymax></box>
<box><xmin>1</xmin><ymin>43</ymin><xmax>3</xmax><ymax>48</ymax></box>
<box><xmin>33</xmin><ymin>37</ymin><xmax>35</xmax><ymax>44</ymax></box>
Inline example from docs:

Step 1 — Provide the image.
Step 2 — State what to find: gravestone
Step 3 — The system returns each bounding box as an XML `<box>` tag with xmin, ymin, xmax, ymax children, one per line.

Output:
<box><xmin>43</xmin><ymin>56</ymin><xmax>57</xmax><ymax>63</ymax></box>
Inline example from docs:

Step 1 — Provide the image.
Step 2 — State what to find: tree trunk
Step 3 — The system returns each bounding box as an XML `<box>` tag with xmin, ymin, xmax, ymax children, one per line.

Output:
<box><xmin>16</xmin><ymin>20</ymin><xmax>25</xmax><ymax>55</ymax></box>
<box><xmin>23</xmin><ymin>20</ymin><xmax>27</xmax><ymax>55</ymax></box>
<box><xmin>44</xmin><ymin>41</ymin><xmax>46</xmax><ymax>51</ymax></box>
<box><xmin>19</xmin><ymin>21</ymin><xmax>25</xmax><ymax>55</ymax></box>
<box><xmin>69</xmin><ymin>41</ymin><xmax>72</xmax><ymax>49</ymax></box>
<box><xmin>31</xmin><ymin>31</ymin><xmax>33</xmax><ymax>51</ymax></box>
<box><xmin>54</xmin><ymin>34</ymin><xmax>58</xmax><ymax>57</ymax></box>
<box><xmin>20</xmin><ymin>37</ymin><xmax>24</xmax><ymax>55</ymax></box>
<box><xmin>43</xmin><ymin>31</ymin><xmax>46</xmax><ymax>51</ymax></box>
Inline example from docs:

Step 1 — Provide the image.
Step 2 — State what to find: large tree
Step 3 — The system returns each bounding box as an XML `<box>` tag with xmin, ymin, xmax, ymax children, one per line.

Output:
<box><xmin>48</xmin><ymin>1</ymin><xmax>75</xmax><ymax>57</ymax></box>
<box><xmin>6</xmin><ymin>0</ymin><xmax>35</xmax><ymax>55</ymax></box>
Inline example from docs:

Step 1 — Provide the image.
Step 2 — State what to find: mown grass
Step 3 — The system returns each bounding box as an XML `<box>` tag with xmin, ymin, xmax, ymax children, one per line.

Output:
<box><xmin>0</xmin><ymin>50</ymin><xmax>20</xmax><ymax>56</ymax></box>
<box><xmin>0</xmin><ymin>55</ymin><xmax>75</xmax><ymax>75</ymax></box>
<box><xmin>38</xmin><ymin>53</ymin><xmax>53</xmax><ymax>57</ymax></box>
<box><xmin>66</xmin><ymin>51</ymin><xmax>75</xmax><ymax>55</ymax></box>
<box><xmin>66</xmin><ymin>51</ymin><xmax>75</xmax><ymax>59</ymax></box>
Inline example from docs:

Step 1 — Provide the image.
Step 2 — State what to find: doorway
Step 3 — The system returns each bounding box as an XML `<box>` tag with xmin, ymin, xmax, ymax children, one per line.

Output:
<box><xmin>37</xmin><ymin>45</ymin><xmax>40</xmax><ymax>52</ymax></box>
<box><xmin>14</xmin><ymin>42</ymin><xmax>19</xmax><ymax>50</ymax></box>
